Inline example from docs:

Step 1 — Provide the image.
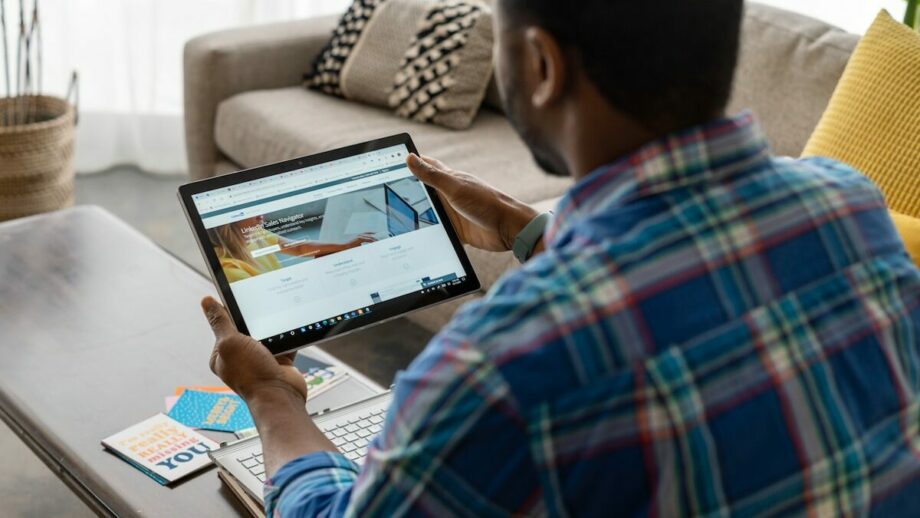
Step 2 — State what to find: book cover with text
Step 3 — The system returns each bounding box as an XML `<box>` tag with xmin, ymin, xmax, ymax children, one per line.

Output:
<box><xmin>102</xmin><ymin>414</ymin><xmax>219</xmax><ymax>485</ymax></box>
<box><xmin>167</xmin><ymin>390</ymin><xmax>255</xmax><ymax>432</ymax></box>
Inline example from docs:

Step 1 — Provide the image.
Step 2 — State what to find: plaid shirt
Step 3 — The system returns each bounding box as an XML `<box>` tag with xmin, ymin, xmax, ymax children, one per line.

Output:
<box><xmin>265</xmin><ymin>113</ymin><xmax>920</xmax><ymax>517</ymax></box>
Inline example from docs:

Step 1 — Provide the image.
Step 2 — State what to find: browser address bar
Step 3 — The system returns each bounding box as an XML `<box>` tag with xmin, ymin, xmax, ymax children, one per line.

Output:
<box><xmin>211</xmin><ymin>161</ymin><xmax>391</xmax><ymax>209</ymax></box>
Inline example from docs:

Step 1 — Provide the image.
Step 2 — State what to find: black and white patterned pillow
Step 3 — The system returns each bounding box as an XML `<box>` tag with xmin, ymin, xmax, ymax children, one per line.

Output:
<box><xmin>388</xmin><ymin>2</ymin><xmax>487</xmax><ymax>125</ymax></box>
<box><xmin>305</xmin><ymin>0</ymin><xmax>386</xmax><ymax>97</ymax></box>
<box><xmin>304</xmin><ymin>0</ymin><xmax>493</xmax><ymax>130</ymax></box>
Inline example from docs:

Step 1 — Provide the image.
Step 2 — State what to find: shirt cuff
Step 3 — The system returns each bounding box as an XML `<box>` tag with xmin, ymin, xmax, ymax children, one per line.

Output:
<box><xmin>264</xmin><ymin>452</ymin><xmax>360</xmax><ymax>517</ymax></box>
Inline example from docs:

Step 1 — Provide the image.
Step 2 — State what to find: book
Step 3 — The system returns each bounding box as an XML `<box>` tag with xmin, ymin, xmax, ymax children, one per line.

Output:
<box><xmin>235</xmin><ymin>427</ymin><xmax>260</xmax><ymax>440</ymax></box>
<box><xmin>304</xmin><ymin>366</ymin><xmax>350</xmax><ymax>399</ymax></box>
<box><xmin>218</xmin><ymin>468</ymin><xmax>265</xmax><ymax>518</ymax></box>
<box><xmin>173</xmin><ymin>385</ymin><xmax>236</xmax><ymax>396</ymax></box>
<box><xmin>167</xmin><ymin>390</ymin><xmax>255</xmax><ymax>433</ymax></box>
<box><xmin>165</xmin><ymin>368</ymin><xmax>345</xmax><ymax>414</ymax></box>
<box><xmin>167</xmin><ymin>386</ymin><xmax>235</xmax><ymax>412</ymax></box>
<box><xmin>232</xmin><ymin>367</ymin><xmax>350</xmax><ymax>439</ymax></box>
<box><xmin>101</xmin><ymin>414</ymin><xmax>218</xmax><ymax>485</ymax></box>
<box><xmin>293</xmin><ymin>353</ymin><xmax>333</xmax><ymax>373</ymax></box>
<box><xmin>165</xmin><ymin>395</ymin><xmax>180</xmax><ymax>412</ymax></box>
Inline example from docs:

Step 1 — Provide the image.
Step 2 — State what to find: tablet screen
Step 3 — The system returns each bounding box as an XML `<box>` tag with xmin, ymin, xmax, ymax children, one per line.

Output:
<box><xmin>182</xmin><ymin>137</ymin><xmax>478</xmax><ymax>353</ymax></box>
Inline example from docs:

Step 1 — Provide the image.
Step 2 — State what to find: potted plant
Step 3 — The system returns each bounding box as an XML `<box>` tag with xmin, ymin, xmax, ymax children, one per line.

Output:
<box><xmin>0</xmin><ymin>0</ymin><xmax>78</xmax><ymax>222</ymax></box>
<box><xmin>907</xmin><ymin>0</ymin><xmax>919</xmax><ymax>29</ymax></box>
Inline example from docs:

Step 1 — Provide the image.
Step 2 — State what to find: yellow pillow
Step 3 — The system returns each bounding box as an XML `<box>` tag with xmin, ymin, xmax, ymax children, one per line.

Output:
<box><xmin>890</xmin><ymin>211</ymin><xmax>920</xmax><ymax>268</ymax></box>
<box><xmin>803</xmin><ymin>10</ymin><xmax>920</xmax><ymax>218</ymax></box>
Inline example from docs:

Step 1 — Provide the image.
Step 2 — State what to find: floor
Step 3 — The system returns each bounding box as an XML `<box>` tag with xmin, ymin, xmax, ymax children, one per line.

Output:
<box><xmin>0</xmin><ymin>168</ymin><xmax>434</xmax><ymax>517</ymax></box>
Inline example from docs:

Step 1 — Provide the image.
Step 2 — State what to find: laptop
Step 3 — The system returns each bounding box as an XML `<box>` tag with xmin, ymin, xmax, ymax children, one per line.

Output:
<box><xmin>211</xmin><ymin>391</ymin><xmax>393</xmax><ymax>506</ymax></box>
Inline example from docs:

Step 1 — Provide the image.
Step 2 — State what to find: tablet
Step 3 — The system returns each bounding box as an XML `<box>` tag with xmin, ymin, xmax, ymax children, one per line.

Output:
<box><xmin>178</xmin><ymin>134</ymin><xmax>480</xmax><ymax>355</ymax></box>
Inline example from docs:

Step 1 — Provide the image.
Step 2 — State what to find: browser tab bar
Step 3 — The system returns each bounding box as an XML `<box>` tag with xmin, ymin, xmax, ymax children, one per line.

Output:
<box><xmin>192</xmin><ymin>145</ymin><xmax>410</xmax><ymax>214</ymax></box>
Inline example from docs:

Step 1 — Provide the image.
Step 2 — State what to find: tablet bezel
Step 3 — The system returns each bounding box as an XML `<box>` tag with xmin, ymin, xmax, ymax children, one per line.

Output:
<box><xmin>178</xmin><ymin>134</ymin><xmax>481</xmax><ymax>356</ymax></box>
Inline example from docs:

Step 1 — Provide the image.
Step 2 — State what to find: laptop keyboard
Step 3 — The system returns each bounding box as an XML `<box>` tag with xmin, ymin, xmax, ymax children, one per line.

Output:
<box><xmin>236</xmin><ymin>407</ymin><xmax>387</xmax><ymax>482</ymax></box>
<box><xmin>323</xmin><ymin>407</ymin><xmax>387</xmax><ymax>463</ymax></box>
<box><xmin>238</xmin><ymin>452</ymin><xmax>267</xmax><ymax>482</ymax></box>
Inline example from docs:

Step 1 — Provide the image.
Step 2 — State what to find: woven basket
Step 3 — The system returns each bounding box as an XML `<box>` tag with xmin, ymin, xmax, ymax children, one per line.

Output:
<box><xmin>0</xmin><ymin>95</ymin><xmax>76</xmax><ymax>222</ymax></box>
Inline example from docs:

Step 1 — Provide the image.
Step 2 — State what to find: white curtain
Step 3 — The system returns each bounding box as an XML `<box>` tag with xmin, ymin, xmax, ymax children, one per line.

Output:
<box><xmin>2</xmin><ymin>0</ymin><xmax>909</xmax><ymax>175</ymax></box>
<box><xmin>1</xmin><ymin>0</ymin><xmax>351</xmax><ymax>175</ymax></box>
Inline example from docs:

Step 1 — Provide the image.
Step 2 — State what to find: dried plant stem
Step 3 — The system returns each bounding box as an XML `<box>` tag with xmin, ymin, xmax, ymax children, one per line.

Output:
<box><xmin>14</xmin><ymin>0</ymin><xmax>23</xmax><ymax>125</ymax></box>
<box><xmin>34</xmin><ymin>0</ymin><xmax>39</xmax><ymax>93</ymax></box>
<box><xmin>2</xmin><ymin>0</ymin><xmax>10</xmax><ymax>101</ymax></box>
<box><xmin>25</xmin><ymin>0</ymin><xmax>36</xmax><ymax>123</ymax></box>
<box><xmin>2</xmin><ymin>0</ymin><xmax>43</xmax><ymax>126</ymax></box>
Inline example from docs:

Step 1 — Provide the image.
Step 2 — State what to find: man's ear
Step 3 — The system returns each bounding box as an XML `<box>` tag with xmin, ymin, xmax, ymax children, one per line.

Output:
<box><xmin>524</xmin><ymin>27</ymin><xmax>568</xmax><ymax>109</ymax></box>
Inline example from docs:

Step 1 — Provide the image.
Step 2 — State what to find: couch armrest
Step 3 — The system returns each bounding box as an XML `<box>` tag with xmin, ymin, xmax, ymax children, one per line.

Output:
<box><xmin>183</xmin><ymin>15</ymin><xmax>338</xmax><ymax>179</ymax></box>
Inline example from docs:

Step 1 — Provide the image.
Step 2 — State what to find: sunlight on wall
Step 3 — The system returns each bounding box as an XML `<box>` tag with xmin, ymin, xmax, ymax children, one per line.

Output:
<box><xmin>755</xmin><ymin>0</ymin><xmax>907</xmax><ymax>33</ymax></box>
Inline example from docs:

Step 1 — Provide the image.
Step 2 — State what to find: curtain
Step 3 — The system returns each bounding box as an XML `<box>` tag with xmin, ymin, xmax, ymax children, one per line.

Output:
<box><xmin>4</xmin><ymin>0</ymin><xmax>908</xmax><ymax>175</ymax></box>
<box><xmin>1</xmin><ymin>0</ymin><xmax>351</xmax><ymax>175</ymax></box>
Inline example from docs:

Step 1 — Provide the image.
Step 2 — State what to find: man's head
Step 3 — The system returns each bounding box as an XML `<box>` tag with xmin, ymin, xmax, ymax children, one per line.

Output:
<box><xmin>493</xmin><ymin>0</ymin><xmax>744</xmax><ymax>178</ymax></box>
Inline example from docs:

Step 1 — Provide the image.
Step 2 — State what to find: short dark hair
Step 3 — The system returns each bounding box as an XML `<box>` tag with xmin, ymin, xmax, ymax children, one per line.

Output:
<box><xmin>500</xmin><ymin>0</ymin><xmax>744</xmax><ymax>130</ymax></box>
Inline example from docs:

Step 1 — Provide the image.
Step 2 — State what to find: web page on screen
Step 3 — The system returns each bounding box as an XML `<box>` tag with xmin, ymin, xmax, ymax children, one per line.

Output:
<box><xmin>192</xmin><ymin>145</ymin><xmax>467</xmax><ymax>340</ymax></box>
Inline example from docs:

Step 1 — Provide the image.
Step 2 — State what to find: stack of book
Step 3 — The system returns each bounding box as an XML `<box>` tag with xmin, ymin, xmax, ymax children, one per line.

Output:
<box><xmin>219</xmin><ymin>468</ymin><xmax>266</xmax><ymax>518</ymax></box>
<box><xmin>101</xmin><ymin>363</ymin><xmax>349</xmax><ymax>508</ymax></box>
<box><xmin>212</xmin><ymin>366</ymin><xmax>351</xmax><ymax>517</ymax></box>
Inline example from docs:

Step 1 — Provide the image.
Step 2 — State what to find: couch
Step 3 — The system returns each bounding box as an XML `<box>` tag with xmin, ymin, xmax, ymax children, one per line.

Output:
<box><xmin>184</xmin><ymin>3</ymin><xmax>860</xmax><ymax>332</ymax></box>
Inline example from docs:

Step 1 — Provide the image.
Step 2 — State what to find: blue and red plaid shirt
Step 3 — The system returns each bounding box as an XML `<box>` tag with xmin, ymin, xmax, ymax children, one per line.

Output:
<box><xmin>265</xmin><ymin>113</ymin><xmax>920</xmax><ymax>517</ymax></box>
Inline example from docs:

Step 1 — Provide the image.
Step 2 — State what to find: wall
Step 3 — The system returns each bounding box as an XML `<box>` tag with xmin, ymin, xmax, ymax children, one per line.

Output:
<box><xmin>756</xmin><ymin>0</ymin><xmax>907</xmax><ymax>33</ymax></box>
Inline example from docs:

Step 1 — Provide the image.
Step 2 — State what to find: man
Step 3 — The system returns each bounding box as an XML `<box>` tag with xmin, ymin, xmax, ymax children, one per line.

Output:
<box><xmin>202</xmin><ymin>0</ymin><xmax>920</xmax><ymax>515</ymax></box>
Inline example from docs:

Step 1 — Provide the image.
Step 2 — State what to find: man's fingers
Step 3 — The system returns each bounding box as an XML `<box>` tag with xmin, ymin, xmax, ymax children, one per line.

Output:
<box><xmin>201</xmin><ymin>296</ymin><xmax>236</xmax><ymax>340</ymax></box>
<box><xmin>277</xmin><ymin>352</ymin><xmax>297</xmax><ymax>366</ymax></box>
<box><xmin>209</xmin><ymin>346</ymin><xmax>221</xmax><ymax>375</ymax></box>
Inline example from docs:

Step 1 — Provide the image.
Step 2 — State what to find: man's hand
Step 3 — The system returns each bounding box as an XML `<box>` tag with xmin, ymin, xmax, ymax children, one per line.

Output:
<box><xmin>407</xmin><ymin>154</ymin><xmax>539</xmax><ymax>252</ymax></box>
<box><xmin>202</xmin><ymin>297</ymin><xmax>337</xmax><ymax>477</ymax></box>
<box><xmin>202</xmin><ymin>297</ymin><xmax>307</xmax><ymax>403</ymax></box>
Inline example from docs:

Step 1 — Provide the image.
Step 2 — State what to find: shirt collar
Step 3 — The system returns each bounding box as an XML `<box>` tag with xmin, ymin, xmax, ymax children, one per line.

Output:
<box><xmin>547</xmin><ymin>112</ymin><xmax>771</xmax><ymax>243</ymax></box>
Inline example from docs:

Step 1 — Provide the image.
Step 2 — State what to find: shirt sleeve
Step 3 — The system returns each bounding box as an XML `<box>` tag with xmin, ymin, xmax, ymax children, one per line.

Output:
<box><xmin>264</xmin><ymin>296</ymin><xmax>544</xmax><ymax>517</ymax></box>
<box><xmin>264</xmin><ymin>452</ymin><xmax>358</xmax><ymax>518</ymax></box>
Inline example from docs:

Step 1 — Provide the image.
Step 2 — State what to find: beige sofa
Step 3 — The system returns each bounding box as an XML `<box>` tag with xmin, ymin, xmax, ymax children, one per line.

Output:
<box><xmin>184</xmin><ymin>3</ymin><xmax>859</xmax><ymax>332</ymax></box>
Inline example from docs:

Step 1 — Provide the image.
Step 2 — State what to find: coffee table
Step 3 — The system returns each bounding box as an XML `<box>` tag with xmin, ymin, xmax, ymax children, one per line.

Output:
<box><xmin>0</xmin><ymin>206</ymin><xmax>383</xmax><ymax>516</ymax></box>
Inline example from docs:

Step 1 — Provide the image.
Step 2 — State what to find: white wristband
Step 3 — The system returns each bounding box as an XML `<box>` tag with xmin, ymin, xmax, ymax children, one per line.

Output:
<box><xmin>512</xmin><ymin>212</ymin><xmax>552</xmax><ymax>264</ymax></box>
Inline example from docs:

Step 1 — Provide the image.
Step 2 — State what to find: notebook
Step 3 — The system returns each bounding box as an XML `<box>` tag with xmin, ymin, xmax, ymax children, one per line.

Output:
<box><xmin>166</xmin><ymin>390</ymin><xmax>255</xmax><ymax>433</ymax></box>
<box><xmin>101</xmin><ymin>414</ymin><xmax>218</xmax><ymax>485</ymax></box>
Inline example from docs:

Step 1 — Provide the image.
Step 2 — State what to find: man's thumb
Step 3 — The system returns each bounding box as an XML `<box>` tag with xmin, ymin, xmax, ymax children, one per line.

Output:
<box><xmin>407</xmin><ymin>154</ymin><xmax>445</xmax><ymax>189</ymax></box>
<box><xmin>202</xmin><ymin>297</ymin><xmax>235</xmax><ymax>339</ymax></box>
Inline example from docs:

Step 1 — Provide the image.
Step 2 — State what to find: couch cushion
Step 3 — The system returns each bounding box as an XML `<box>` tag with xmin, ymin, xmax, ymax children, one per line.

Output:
<box><xmin>890</xmin><ymin>211</ymin><xmax>920</xmax><ymax>268</ymax></box>
<box><xmin>803</xmin><ymin>10</ymin><xmax>920</xmax><ymax>218</ymax></box>
<box><xmin>215</xmin><ymin>86</ymin><xmax>571</xmax><ymax>204</ymax></box>
<box><xmin>726</xmin><ymin>3</ymin><xmax>859</xmax><ymax>157</ymax></box>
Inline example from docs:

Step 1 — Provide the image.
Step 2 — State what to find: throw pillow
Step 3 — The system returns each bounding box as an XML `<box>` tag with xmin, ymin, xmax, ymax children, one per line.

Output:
<box><xmin>890</xmin><ymin>211</ymin><xmax>920</xmax><ymax>268</ymax></box>
<box><xmin>305</xmin><ymin>0</ymin><xmax>494</xmax><ymax>130</ymax></box>
<box><xmin>802</xmin><ymin>10</ymin><xmax>920</xmax><ymax>218</ymax></box>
